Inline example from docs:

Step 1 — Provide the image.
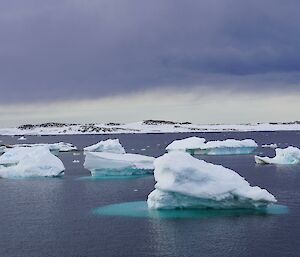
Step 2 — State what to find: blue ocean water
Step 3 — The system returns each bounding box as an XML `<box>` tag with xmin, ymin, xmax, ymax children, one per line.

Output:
<box><xmin>0</xmin><ymin>131</ymin><xmax>300</xmax><ymax>257</ymax></box>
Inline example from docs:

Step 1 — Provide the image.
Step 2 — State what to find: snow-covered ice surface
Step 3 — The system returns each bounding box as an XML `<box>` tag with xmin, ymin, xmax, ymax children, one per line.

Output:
<box><xmin>147</xmin><ymin>152</ymin><xmax>276</xmax><ymax>209</ymax></box>
<box><xmin>0</xmin><ymin>146</ymin><xmax>65</xmax><ymax>178</ymax></box>
<box><xmin>166</xmin><ymin>137</ymin><xmax>257</xmax><ymax>155</ymax></box>
<box><xmin>1</xmin><ymin>121</ymin><xmax>300</xmax><ymax>135</ymax></box>
<box><xmin>255</xmin><ymin>146</ymin><xmax>300</xmax><ymax>165</ymax></box>
<box><xmin>84</xmin><ymin>152</ymin><xmax>155</xmax><ymax>176</ymax></box>
<box><xmin>166</xmin><ymin>137</ymin><xmax>206</xmax><ymax>153</ymax></box>
<box><xmin>84</xmin><ymin>139</ymin><xmax>125</xmax><ymax>154</ymax></box>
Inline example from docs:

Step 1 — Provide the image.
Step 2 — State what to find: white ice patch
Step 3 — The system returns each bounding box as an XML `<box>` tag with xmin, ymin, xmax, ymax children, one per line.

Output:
<box><xmin>261</xmin><ymin>143</ymin><xmax>278</xmax><ymax>148</ymax></box>
<box><xmin>84</xmin><ymin>152</ymin><xmax>155</xmax><ymax>176</ymax></box>
<box><xmin>166</xmin><ymin>137</ymin><xmax>206</xmax><ymax>152</ymax></box>
<box><xmin>84</xmin><ymin>139</ymin><xmax>125</xmax><ymax>154</ymax></box>
<box><xmin>255</xmin><ymin>146</ymin><xmax>300</xmax><ymax>165</ymax></box>
<box><xmin>0</xmin><ymin>146</ymin><xmax>65</xmax><ymax>178</ymax></box>
<box><xmin>147</xmin><ymin>152</ymin><xmax>276</xmax><ymax>209</ymax></box>
<box><xmin>3</xmin><ymin>142</ymin><xmax>77</xmax><ymax>152</ymax></box>
<box><xmin>17</xmin><ymin>136</ymin><xmax>27</xmax><ymax>141</ymax></box>
<box><xmin>166</xmin><ymin>137</ymin><xmax>257</xmax><ymax>155</ymax></box>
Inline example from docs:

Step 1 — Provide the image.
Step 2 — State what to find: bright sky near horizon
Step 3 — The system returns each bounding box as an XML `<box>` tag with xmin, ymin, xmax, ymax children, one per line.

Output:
<box><xmin>0</xmin><ymin>0</ymin><xmax>299</xmax><ymax>126</ymax></box>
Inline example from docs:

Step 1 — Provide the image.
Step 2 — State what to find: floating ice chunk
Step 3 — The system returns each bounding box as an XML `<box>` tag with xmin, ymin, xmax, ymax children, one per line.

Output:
<box><xmin>73</xmin><ymin>160</ymin><xmax>80</xmax><ymax>163</ymax></box>
<box><xmin>261</xmin><ymin>143</ymin><xmax>278</xmax><ymax>148</ymax></box>
<box><xmin>84</xmin><ymin>152</ymin><xmax>155</xmax><ymax>176</ymax></box>
<box><xmin>4</xmin><ymin>142</ymin><xmax>77</xmax><ymax>153</ymax></box>
<box><xmin>166</xmin><ymin>137</ymin><xmax>206</xmax><ymax>153</ymax></box>
<box><xmin>0</xmin><ymin>146</ymin><xmax>65</xmax><ymax>178</ymax></box>
<box><xmin>147</xmin><ymin>152</ymin><xmax>276</xmax><ymax>209</ymax></box>
<box><xmin>84</xmin><ymin>139</ymin><xmax>125</xmax><ymax>154</ymax></box>
<box><xmin>166</xmin><ymin>137</ymin><xmax>257</xmax><ymax>155</ymax></box>
<box><xmin>18</xmin><ymin>136</ymin><xmax>27</xmax><ymax>141</ymax></box>
<box><xmin>48</xmin><ymin>142</ymin><xmax>77</xmax><ymax>152</ymax></box>
<box><xmin>255</xmin><ymin>146</ymin><xmax>300</xmax><ymax>165</ymax></box>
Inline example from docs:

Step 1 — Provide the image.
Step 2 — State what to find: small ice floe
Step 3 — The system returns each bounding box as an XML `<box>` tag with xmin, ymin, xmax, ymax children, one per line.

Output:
<box><xmin>261</xmin><ymin>143</ymin><xmax>278</xmax><ymax>148</ymax></box>
<box><xmin>255</xmin><ymin>146</ymin><xmax>300</xmax><ymax>165</ymax></box>
<box><xmin>133</xmin><ymin>189</ymin><xmax>138</xmax><ymax>192</ymax></box>
<box><xmin>5</xmin><ymin>142</ymin><xmax>77</xmax><ymax>153</ymax></box>
<box><xmin>73</xmin><ymin>152</ymin><xmax>81</xmax><ymax>156</ymax></box>
<box><xmin>17</xmin><ymin>136</ymin><xmax>27</xmax><ymax>141</ymax></box>
<box><xmin>147</xmin><ymin>151</ymin><xmax>276</xmax><ymax>209</ymax></box>
<box><xmin>166</xmin><ymin>137</ymin><xmax>258</xmax><ymax>155</ymax></box>
<box><xmin>84</xmin><ymin>139</ymin><xmax>125</xmax><ymax>154</ymax></box>
<box><xmin>0</xmin><ymin>146</ymin><xmax>65</xmax><ymax>178</ymax></box>
<box><xmin>73</xmin><ymin>160</ymin><xmax>80</xmax><ymax>163</ymax></box>
<box><xmin>141</xmin><ymin>148</ymin><xmax>146</xmax><ymax>151</ymax></box>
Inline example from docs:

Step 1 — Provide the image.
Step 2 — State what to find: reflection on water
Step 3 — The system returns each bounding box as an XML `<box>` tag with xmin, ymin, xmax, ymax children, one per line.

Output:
<box><xmin>77</xmin><ymin>174</ymin><xmax>152</xmax><ymax>181</ymax></box>
<box><xmin>93</xmin><ymin>201</ymin><xmax>289</xmax><ymax>219</ymax></box>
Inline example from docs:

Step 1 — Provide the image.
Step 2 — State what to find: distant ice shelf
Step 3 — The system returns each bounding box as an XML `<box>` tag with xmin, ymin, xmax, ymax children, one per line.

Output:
<box><xmin>1</xmin><ymin>120</ymin><xmax>300</xmax><ymax>135</ymax></box>
<box><xmin>147</xmin><ymin>151</ymin><xmax>276</xmax><ymax>209</ymax></box>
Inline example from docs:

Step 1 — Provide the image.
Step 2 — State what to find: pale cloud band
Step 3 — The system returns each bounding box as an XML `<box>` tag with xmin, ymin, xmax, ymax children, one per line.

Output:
<box><xmin>1</xmin><ymin>88</ymin><xmax>299</xmax><ymax>127</ymax></box>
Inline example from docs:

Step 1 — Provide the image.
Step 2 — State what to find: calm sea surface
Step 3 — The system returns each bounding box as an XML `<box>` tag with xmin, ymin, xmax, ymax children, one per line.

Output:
<box><xmin>0</xmin><ymin>131</ymin><xmax>300</xmax><ymax>257</ymax></box>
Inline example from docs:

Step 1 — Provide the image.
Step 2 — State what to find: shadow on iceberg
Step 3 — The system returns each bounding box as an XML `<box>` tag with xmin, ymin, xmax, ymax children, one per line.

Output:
<box><xmin>93</xmin><ymin>201</ymin><xmax>288</xmax><ymax>219</ymax></box>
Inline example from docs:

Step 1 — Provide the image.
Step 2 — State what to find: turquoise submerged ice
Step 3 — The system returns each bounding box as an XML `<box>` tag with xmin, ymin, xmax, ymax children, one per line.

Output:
<box><xmin>0</xmin><ymin>146</ymin><xmax>65</xmax><ymax>178</ymax></box>
<box><xmin>166</xmin><ymin>137</ymin><xmax>258</xmax><ymax>155</ymax></box>
<box><xmin>147</xmin><ymin>152</ymin><xmax>276</xmax><ymax>209</ymax></box>
<box><xmin>255</xmin><ymin>146</ymin><xmax>300</xmax><ymax>165</ymax></box>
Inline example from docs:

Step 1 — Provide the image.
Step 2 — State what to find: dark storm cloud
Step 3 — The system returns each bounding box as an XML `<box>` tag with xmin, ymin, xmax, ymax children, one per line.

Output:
<box><xmin>0</xmin><ymin>0</ymin><xmax>300</xmax><ymax>103</ymax></box>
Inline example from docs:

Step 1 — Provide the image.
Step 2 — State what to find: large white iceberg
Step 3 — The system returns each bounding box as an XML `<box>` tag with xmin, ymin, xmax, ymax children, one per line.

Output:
<box><xmin>166</xmin><ymin>137</ymin><xmax>258</xmax><ymax>155</ymax></box>
<box><xmin>255</xmin><ymin>146</ymin><xmax>300</xmax><ymax>165</ymax></box>
<box><xmin>147</xmin><ymin>152</ymin><xmax>276</xmax><ymax>209</ymax></box>
<box><xmin>84</xmin><ymin>152</ymin><xmax>155</xmax><ymax>176</ymax></box>
<box><xmin>84</xmin><ymin>139</ymin><xmax>125</xmax><ymax>154</ymax></box>
<box><xmin>0</xmin><ymin>146</ymin><xmax>65</xmax><ymax>178</ymax></box>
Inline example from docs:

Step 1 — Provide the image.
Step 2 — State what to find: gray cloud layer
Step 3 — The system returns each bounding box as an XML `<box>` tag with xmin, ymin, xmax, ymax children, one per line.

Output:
<box><xmin>1</xmin><ymin>0</ymin><xmax>300</xmax><ymax>103</ymax></box>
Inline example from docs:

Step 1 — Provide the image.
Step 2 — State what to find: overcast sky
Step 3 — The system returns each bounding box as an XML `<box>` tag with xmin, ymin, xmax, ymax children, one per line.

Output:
<box><xmin>0</xmin><ymin>0</ymin><xmax>299</xmax><ymax>126</ymax></box>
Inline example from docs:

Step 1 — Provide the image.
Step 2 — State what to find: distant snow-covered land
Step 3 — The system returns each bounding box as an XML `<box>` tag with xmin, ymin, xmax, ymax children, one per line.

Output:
<box><xmin>0</xmin><ymin>120</ymin><xmax>300</xmax><ymax>135</ymax></box>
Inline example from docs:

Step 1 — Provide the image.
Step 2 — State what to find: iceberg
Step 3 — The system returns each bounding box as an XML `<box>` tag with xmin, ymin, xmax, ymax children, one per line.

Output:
<box><xmin>255</xmin><ymin>146</ymin><xmax>300</xmax><ymax>165</ymax></box>
<box><xmin>17</xmin><ymin>136</ymin><xmax>27</xmax><ymax>141</ymax></box>
<box><xmin>0</xmin><ymin>146</ymin><xmax>65</xmax><ymax>178</ymax></box>
<box><xmin>84</xmin><ymin>139</ymin><xmax>125</xmax><ymax>154</ymax></box>
<box><xmin>166</xmin><ymin>137</ymin><xmax>206</xmax><ymax>154</ymax></box>
<box><xmin>84</xmin><ymin>152</ymin><xmax>155</xmax><ymax>176</ymax></box>
<box><xmin>166</xmin><ymin>137</ymin><xmax>257</xmax><ymax>155</ymax></box>
<box><xmin>147</xmin><ymin>152</ymin><xmax>276</xmax><ymax>209</ymax></box>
